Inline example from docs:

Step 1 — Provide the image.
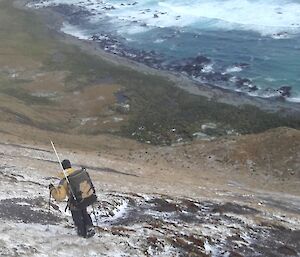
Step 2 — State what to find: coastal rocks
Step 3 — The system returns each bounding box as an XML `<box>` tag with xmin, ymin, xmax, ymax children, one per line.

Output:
<box><xmin>90</xmin><ymin>33</ymin><xmax>164</xmax><ymax>67</ymax></box>
<box><xmin>272</xmin><ymin>31</ymin><xmax>290</xmax><ymax>39</ymax></box>
<box><xmin>247</xmin><ymin>84</ymin><xmax>259</xmax><ymax>92</ymax></box>
<box><xmin>122</xmin><ymin>2</ymin><xmax>138</xmax><ymax>6</ymax></box>
<box><xmin>261</xmin><ymin>86</ymin><xmax>292</xmax><ymax>99</ymax></box>
<box><xmin>88</xmin><ymin>27</ymin><xmax>295</xmax><ymax>102</ymax></box>
<box><xmin>90</xmin><ymin>33</ymin><xmax>123</xmax><ymax>53</ymax></box>
<box><xmin>201</xmin><ymin>72</ymin><xmax>231</xmax><ymax>83</ymax></box>
<box><xmin>164</xmin><ymin>55</ymin><xmax>211</xmax><ymax>77</ymax></box>
<box><xmin>49</xmin><ymin>4</ymin><xmax>92</xmax><ymax>24</ymax></box>
<box><xmin>277</xmin><ymin>86</ymin><xmax>292</xmax><ymax>97</ymax></box>
<box><xmin>235</xmin><ymin>78</ymin><xmax>258</xmax><ymax>92</ymax></box>
<box><xmin>235</xmin><ymin>78</ymin><xmax>252</xmax><ymax>88</ymax></box>
<box><xmin>229</xmin><ymin>77</ymin><xmax>259</xmax><ymax>93</ymax></box>
<box><xmin>102</xmin><ymin>6</ymin><xmax>116</xmax><ymax>11</ymax></box>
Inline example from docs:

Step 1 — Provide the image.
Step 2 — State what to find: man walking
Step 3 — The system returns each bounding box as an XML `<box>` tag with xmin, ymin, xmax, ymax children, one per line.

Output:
<box><xmin>49</xmin><ymin>159</ymin><xmax>96</xmax><ymax>238</ymax></box>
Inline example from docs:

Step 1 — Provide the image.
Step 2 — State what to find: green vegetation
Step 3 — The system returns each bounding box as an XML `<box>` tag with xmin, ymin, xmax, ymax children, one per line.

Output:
<box><xmin>2</xmin><ymin>87</ymin><xmax>53</xmax><ymax>105</ymax></box>
<box><xmin>121</xmin><ymin>82</ymin><xmax>300</xmax><ymax>145</ymax></box>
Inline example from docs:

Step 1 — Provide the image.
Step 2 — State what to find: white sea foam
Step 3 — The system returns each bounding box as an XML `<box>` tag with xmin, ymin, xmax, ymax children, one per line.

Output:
<box><xmin>156</xmin><ymin>0</ymin><xmax>300</xmax><ymax>36</ymax></box>
<box><xmin>288</xmin><ymin>95</ymin><xmax>300</xmax><ymax>103</ymax></box>
<box><xmin>153</xmin><ymin>38</ymin><xmax>165</xmax><ymax>43</ymax></box>
<box><xmin>29</xmin><ymin>0</ymin><xmax>300</xmax><ymax>37</ymax></box>
<box><xmin>225</xmin><ymin>66</ymin><xmax>243</xmax><ymax>73</ymax></box>
<box><xmin>236</xmin><ymin>87</ymin><xmax>300</xmax><ymax>103</ymax></box>
<box><xmin>201</xmin><ymin>63</ymin><xmax>214</xmax><ymax>73</ymax></box>
<box><xmin>61</xmin><ymin>22</ymin><xmax>90</xmax><ymax>40</ymax></box>
<box><xmin>119</xmin><ymin>24</ymin><xmax>150</xmax><ymax>35</ymax></box>
<box><xmin>82</xmin><ymin>0</ymin><xmax>300</xmax><ymax>37</ymax></box>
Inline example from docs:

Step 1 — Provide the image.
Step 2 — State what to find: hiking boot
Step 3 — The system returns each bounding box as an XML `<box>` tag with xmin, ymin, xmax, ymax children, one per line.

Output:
<box><xmin>85</xmin><ymin>226</ymin><xmax>95</xmax><ymax>238</ymax></box>
<box><xmin>77</xmin><ymin>227</ymin><xmax>86</xmax><ymax>237</ymax></box>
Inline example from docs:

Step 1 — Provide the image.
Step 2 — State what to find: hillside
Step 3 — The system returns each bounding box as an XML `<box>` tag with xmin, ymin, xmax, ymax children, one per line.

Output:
<box><xmin>0</xmin><ymin>0</ymin><xmax>299</xmax><ymax>256</ymax></box>
<box><xmin>0</xmin><ymin>130</ymin><xmax>300</xmax><ymax>256</ymax></box>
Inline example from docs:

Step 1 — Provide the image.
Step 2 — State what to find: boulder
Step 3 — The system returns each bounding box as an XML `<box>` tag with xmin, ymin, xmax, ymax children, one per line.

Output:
<box><xmin>277</xmin><ymin>86</ymin><xmax>291</xmax><ymax>97</ymax></box>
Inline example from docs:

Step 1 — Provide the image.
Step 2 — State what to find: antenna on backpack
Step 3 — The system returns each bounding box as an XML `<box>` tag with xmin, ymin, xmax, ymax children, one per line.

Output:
<box><xmin>50</xmin><ymin>140</ymin><xmax>77</xmax><ymax>202</ymax></box>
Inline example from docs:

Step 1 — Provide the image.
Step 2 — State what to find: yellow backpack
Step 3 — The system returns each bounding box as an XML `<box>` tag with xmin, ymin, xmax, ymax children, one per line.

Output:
<box><xmin>67</xmin><ymin>168</ymin><xmax>97</xmax><ymax>209</ymax></box>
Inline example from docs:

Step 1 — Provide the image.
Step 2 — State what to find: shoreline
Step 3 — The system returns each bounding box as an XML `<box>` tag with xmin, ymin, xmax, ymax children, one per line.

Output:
<box><xmin>16</xmin><ymin>0</ymin><xmax>300</xmax><ymax>117</ymax></box>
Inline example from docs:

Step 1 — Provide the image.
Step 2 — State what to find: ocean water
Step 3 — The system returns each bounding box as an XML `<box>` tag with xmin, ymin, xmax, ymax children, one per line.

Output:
<box><xmin>28</xmin><ymin>0</ymin><xmax>300</xmax><ymax>102</ymax></box>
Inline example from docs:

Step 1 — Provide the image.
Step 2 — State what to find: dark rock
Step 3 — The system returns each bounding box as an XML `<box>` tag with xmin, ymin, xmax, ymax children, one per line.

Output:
<box><xmin>277</xmin><ymin>245</ymin><xmax>297</xmax><ymax>256</ymax></box>
<box><xmin>229</xmin><ymin>251</ymin><xmax>244</xmax><ymax>257</ymax></box>
<box><xmin>91</xmin><ymin>34</ymin><xmax>100</xmax><ymax>41</ymax></box>
<box><xmin>102</xmin><ymin>6</ymin><xmax>116</xmax><ymax>10</ymax></box>
<box><xmin>277</xmin><ymin>31</ymin><xmax>288</xmax><ymax>36</ymax></box>
<box><xmin>248</xmin><ymin>84</ymin><xmax>258</xmax><ymax>92</ymax></box>
<box><xmin>201</xmin><ymin>72</ymin><xmax>231</xmax><ymax>82</ymax></box>
<box><xmin>263</xmin><ymin>87</ymin><xmax>277</xmax><ymax>96</ymax></box>
<box><xmin>164</xmin><ymin>55</ymin><xmax>211</xmax><ymax>77</ymax></box>
<box><xmin>235</xmin><ymin>78</ymin><xmax>252</xmax><ymax>88</ymax></box>
<box><xmin>277</xmin><ymin>86</ymin><xmax>292</xmax><ymax>97</ymax></box>
<box><xmin>212</xmin><ymin>202</ymin><xmax>260</xmax><ymax>215</ymax></box>
<box><xmin>234</xmin><ymin>62</ymin><xmax>250</xmax><ymax>69</ymax></box>
<box><xmin>195</xmin><ymin>55</ymin><xmax>210</xmax><ymax>64</ymax></box>
<box><xmin>0</xmin><ymin>197</ymin><xmax>62</xmax><ymax>225</ymax></box>
<box><xmin>50</xmin><ymin>4</ymin><xmax>91</xmax><ymax>24</ymax></box>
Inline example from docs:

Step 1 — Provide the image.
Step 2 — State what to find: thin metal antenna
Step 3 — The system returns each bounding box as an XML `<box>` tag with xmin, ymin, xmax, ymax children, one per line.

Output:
<box><xmin>50</xmin><ymin>140</ymin><xmax>77</xmax><ymax>201</ymax></box>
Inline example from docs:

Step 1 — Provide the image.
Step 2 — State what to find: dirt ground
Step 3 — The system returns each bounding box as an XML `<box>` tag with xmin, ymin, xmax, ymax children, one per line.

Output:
<box><xmin>0</xmin><ymin>125</ymin><xmax>300</xmax><ymax>257</ymax></box>
<box><xmin>0</xmin><ymin>121</ymin><xmax>299</xmax><ymax>198</ymax></box>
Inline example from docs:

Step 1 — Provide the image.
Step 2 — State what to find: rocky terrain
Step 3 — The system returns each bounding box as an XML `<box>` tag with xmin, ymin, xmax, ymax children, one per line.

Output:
<box><xmin>0</xmin><ymin>0</ymin><xmax>300</xmax><ymax>256</ymax></box>
<box><xmin>0</xmin><ymin>125</ymin><xmax>300</xmax><ymax>256</ymax></box>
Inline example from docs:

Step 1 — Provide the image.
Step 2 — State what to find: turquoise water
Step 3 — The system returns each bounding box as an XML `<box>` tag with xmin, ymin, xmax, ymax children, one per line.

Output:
<box><xmin>128</xmin><ymin>28</ymin><xmax>300</xmax><ymax>96</ymax></box>
<box><xmin>29</xmin><ymin>0</ymin><xmax>300</xmax><ymax>101</ymax></box>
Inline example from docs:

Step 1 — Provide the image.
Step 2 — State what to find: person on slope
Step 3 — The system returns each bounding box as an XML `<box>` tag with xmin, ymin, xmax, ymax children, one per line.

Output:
<box><xmin>49</xmin><ymin>159</ymin><xmax>96</xmax><ymax>238</ymax></box>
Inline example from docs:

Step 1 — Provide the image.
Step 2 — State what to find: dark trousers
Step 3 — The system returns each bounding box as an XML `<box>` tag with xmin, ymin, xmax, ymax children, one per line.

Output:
<box><xmin>71</xmin><ymin>208</ymin><xmax>93</xmax><ymax>237</ymax></box>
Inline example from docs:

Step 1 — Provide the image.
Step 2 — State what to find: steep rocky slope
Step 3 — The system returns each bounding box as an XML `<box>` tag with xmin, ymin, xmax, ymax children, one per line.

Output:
<box><xmin>0</xmin><ymin>137</ymin><xmax>299</xmax><ymax>256</ymax></box>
